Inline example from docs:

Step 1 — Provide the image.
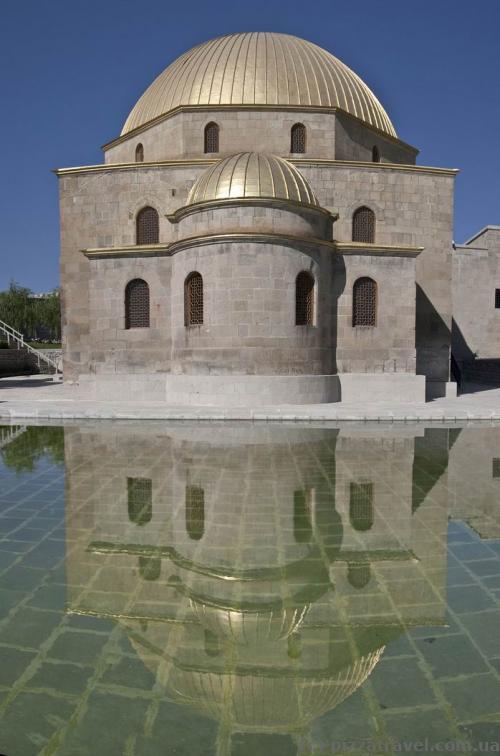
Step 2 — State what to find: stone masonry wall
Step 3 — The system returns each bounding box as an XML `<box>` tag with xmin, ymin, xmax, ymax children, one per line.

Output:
<box><xmin>452</xmin><ymin>229</ymin><xmax>500</xmax><ymax>360</ymax></box>
<box><xmin>104</xmin><ymin>109</ymin><xmax>415</xmax><ymax>165</ymax></box>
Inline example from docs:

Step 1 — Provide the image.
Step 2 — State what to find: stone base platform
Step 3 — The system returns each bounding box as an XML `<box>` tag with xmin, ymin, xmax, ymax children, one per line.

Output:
<box><xmin>75</xmin><ymin>372</ymin><xmax>426</xmax><ymax>406</ymax></box>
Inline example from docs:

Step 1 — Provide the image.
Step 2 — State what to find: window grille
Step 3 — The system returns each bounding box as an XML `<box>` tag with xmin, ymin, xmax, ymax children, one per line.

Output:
<box><xmin>135</xmin><ymin>143</ymin><xmax>144</xmax><ymax>162</ymax></box>
<box><xmin>349</xmin><ymin>482</ymin><xmax>374</xmax><ymax>531</ymax></box>
<box><xmin>204</xmin><ymin>122</ymin><xmax>219</xmax><ymax>153</ymax></box>
<box><xmin>352</xmin><ymin>206</ymin><xmax>375</xmax><ymax>243</ymax></box>
<box><xmin>185</xmin><ymin>272</ymin><xmax>204</xmax><ymax>326</ymax></box>
<box><xmin>295</xmin><ymin>271</ymin><xmax>314</xmax><ymax>326</ymax></box>
<box><xmin>136</xmin><ymin>206</ymin><xmax>159</xmax><ymax>245</ymax></box>
<box><xmin>493</xmin><ymin>459</ymin><xmax>500</xmax><ymax>478</ymax></box>
<box><xmin>495</xmin><ymin>289</ymin><xmax>500</xmax><ymax>309</ymax></box>
<box><xmin>353</xmin><ymin>277</ymin><xmax>376</xmax><ymax>327</ymax></box>
<box><xmin>291</xmin><ymin>123</ymin><xmax>306</xmax><ymax>153</ymax></box>
<box><xmin>186</xmin><ymin>485</ymin><xmax>204</xmax><ymax>540</ymax></box>
<box><xmin>372</xmin><ymin>145</ymin><xmax>380</xmax><ymax>162</ymax></box>
<box><xmin>125</xmin><ymin>279</ymin><xmax>150</xmax><ymax>329</ymax></box>
<box><xmin>127</xmin><ymin>477</ymin><xmax>152</xmax><ymax>526</ymax></box>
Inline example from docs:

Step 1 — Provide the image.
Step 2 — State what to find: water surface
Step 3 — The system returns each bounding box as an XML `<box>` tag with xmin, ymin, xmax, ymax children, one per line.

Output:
<box><xmin>0</xmin><ymin>422</ymin><xmax>499</xmax><ymax>755</ymax></box>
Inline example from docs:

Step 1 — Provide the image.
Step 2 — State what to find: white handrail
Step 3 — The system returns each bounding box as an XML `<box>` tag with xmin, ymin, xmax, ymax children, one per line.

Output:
<box><xmin>0</xmin><ymin>320</ymin><xmax>61</xmax><ymax>373</ymax></box>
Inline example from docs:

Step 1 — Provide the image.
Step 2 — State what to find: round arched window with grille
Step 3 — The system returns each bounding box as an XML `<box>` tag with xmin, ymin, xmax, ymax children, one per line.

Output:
<box><xmin>352</xmin><ymin>206</ymin><xmax>375</xmax><ymax>243</ymax></box>
<box><xmin>204</xmin><ymin>122</ymin><xmax>219</xmax><ymax>153</ymax></box>
<box><xmin>125</xmin><ymin>279</ymin><xmax>150</xmax><ymax>329</ymax></box>
<box><xmin>352</xmin><ymin>277</ymin><xmax>377</xmax><ymax>327</ymax></box>
<box><xmin>291</xmin><ymin>123</ymin><xmax>306</xmax><ymax>154</ymax></box>
<box><xmin>184</xmin><ymin>272</ymin><xmax>204</xmax><ymax>326</ymax></box>
<box><xmin>295</xmin><ymin>271</ymin><xmax>314</xmax><ymax>326</ymax></box>
<box><xmin>136</xmin><ymin>206</ymin><xmax>159</xmax><ymax>245</ymax></box>
<box><xmin>349</xmin><ymin>482</ymin><xmax>374</xmax><ymax>531</ymax></box>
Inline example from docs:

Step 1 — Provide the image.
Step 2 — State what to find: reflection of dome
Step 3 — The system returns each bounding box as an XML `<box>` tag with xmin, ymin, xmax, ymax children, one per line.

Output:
<box><xmin>127</xmin><ymin>625</ymin><xmax>384</xmax><ymax>733</ymax></box>
<box><xmin>122</xmin><ymin>32</ymin><xmax>396</xmax><ymax>137</ymax></box>
<box><xmin>186</xmin><ymin>152</ymin><xmax>318</xmax><ymax>206</ymax></box>
<box><xmin>189</xmin><ymin>600</ymin><xmax>310</xmax><ymax>644</ymax></box>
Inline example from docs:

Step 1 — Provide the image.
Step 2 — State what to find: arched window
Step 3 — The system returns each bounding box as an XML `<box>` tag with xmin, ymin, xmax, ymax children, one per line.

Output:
<box><xmin>371</xmin><ymin>145</ymin><xmax>380</xmax><ymax>163</ymax></box>
<box><xmin>136</xmin><ymin>206</ymin><xmax>159</xmax><ymax>245</ymax></box>
<box><xmin>352</xmin><ymin>277</ymin><xmax>377</xmax><ymax>327</ymax></box>
<box><xmin>352</xmin><ymin>206</ymin><xmax>375</xmax><ymax>243</ymax></box>
<box><xmin>186</xmin><ymin>485</ymin><xmax>204</xmax><ymax>540</ymax></box>
<box><xmin>184</xmin><ymin>272</ymin><xmax>204</xmax><ymax>326</ymax></box>
<box><xmin>295</xmin><ymin>271</ymin><xmax>314</xmax><ymax>326</ymax></box>
<box><xmin>125</xmin><ymin>279</ymin><xmax>150</xmax><ymax>329</ymax></box>
<box><xmin>349</xmin><ymin>482</ymin><xmax>374</xmax><ymax>531</ymax></box>
<box><xmin>127</xmin><ymin>477</ymin><xmax>152</xmax><ymax>526</ymax></box>
<box><xmin>204</xmin><ymin>122</ymin><xmax>219</xmax><ymax>153</ymax></box>
<box><xmin>135</xmin><ymin>143</ymin><xmax>144</xmax><ymax>162</ymax></box>
<box><xmin>293</xmin><ymin>489</ymin><xmax>313</xmax><ymax>543</ymax></box>
<box><xmin>291</xmin><ymin>123</ymin><xmax>306</xmax><ymax>154</ymax></box>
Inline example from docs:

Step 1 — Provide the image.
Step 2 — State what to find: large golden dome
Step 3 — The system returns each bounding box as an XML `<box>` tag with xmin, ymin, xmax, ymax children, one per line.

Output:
<box><xmin>122</xmin><ymin>32</ymin><xmax>396</xmax><ymax>137</ymax></box>
<box><xmin>186</xmin><ymin>152</ymin><xmax>318</xmax><ymax>206</ymax></box>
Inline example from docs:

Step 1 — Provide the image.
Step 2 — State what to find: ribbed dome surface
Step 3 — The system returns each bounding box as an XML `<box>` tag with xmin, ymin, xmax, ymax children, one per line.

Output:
<box><xmin>122</xmin><ymin>32</ymin><xmax>396</xmax><ymax>137</ymax></box>
<box><xmin>187</xmin><ymin>152</ymin><xmax>318</xmax><ymax>206</ymax></box>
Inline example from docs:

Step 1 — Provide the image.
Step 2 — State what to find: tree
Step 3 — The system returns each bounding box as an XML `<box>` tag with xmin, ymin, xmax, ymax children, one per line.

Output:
<box><xmin>0</xmin><ymin>281</ymin><xmax>35</xmax><ymax>336</ymax></box>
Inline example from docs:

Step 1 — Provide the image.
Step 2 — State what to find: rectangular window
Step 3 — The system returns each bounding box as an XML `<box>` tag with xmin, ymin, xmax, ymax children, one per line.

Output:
<box><xmin>495</xmin><ymin>289</ymin><xmax>500</xmax><ymax>308</ymax></box>
<box><xmin>493</xmin><ymin>459</ymin><xmax>500</xmax><ymax>478</ymax></box>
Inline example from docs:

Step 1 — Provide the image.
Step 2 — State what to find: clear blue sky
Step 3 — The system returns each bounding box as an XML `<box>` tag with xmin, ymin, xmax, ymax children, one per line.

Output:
<box><xmin>0</xmin><ymin>0</ymin><xmax>499</xmax><ymax>291</ymax></box>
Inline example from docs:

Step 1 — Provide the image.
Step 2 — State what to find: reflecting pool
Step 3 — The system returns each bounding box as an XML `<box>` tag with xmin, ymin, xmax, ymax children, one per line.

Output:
<box><xmin>0</xmin><ymin>422</ymin><xmax>499</xmax><ymax>755</ymax></box>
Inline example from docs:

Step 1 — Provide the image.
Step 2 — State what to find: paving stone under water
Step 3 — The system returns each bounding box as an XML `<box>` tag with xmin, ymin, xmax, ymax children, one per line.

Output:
<box><xmin>0</xmin><ymin>421</ymin><xmax>499</xmax><ymax>755</ymax></box>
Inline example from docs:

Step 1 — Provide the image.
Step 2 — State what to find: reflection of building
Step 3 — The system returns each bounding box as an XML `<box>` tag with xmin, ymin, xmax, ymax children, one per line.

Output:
<box><xmin>64</xmin><ymin>424</ymin><xmax>450</xmax><ymax>753</ymax></box>
<box><xmin>448</xmin><ymin>427</ymin><xmax>500</xmax><ymax>538</ymax></box>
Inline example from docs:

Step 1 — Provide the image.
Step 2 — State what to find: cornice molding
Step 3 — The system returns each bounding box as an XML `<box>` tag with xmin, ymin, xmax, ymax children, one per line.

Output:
<box><xmin>167</xmin><ymin>196</ymin><xmax>337</xmax><ymax>224</ymax></box>
<box><xmin>56</xmin><ymin>158</ymin><xmax>458</xmax><ymax>179</ymax></box>
<box><xmin>82</xmin><ymin>237</ymin><xmax>422</xmax><ymax>260</ymax></box>
<box><xmin>335</xmin><ymin>241</ymin><xmax>423</xmax><ymax>257</ymax></box>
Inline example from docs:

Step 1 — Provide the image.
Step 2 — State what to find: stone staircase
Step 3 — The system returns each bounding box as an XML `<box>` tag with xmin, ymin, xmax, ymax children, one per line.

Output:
<box><xmin>0</xmin><ymin>319</ymin><xmax>61</xmax><ymax>376</ymax></box>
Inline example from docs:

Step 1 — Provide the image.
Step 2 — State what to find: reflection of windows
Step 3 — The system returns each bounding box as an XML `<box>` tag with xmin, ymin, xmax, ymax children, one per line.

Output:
<box><xmin>186</xmin><ymin>485</ymin><xmax>204</xmax><ymax>540</ymax></box>
<box><xmin>204</xmin><ymin>630</ymin><xmax>221</xmax><ymax>657</ymax></box>
<box><xmin>127</xmin><ymin>477</ymin><xmax>152</xmax><ymax>526</ymax></box>
<box><xmin>287</xmin><ymin>632</ymin><xmax>302</xmax><ymax>659</ymax></box>
<box><xmin>493</xmin><ymin>459</ymin><xmax>500</xmax><ymax>478</ymax></box>
<box><xmin>293</xmin><ymin>489</ymin><xmax>313</xmax><ymax>543</ymax></box>
<box><xmin>139</xmin><ymin>556</ymin><xmax>161</xmax><ymax>581</ymax></box>
<box><xmin>347</xmin><ymin>563</ymin><xmax>371</xmax><ymax>589</ymax></box>
<box><xmin>349</xmin><ymin>482</ymin><xmax>374</xmax><ymax>531</ymax></box>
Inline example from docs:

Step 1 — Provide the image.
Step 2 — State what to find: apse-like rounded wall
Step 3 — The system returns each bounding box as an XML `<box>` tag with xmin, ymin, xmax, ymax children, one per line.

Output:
<box><xmin>169</xmin><ymin>240</ymin><xmax>335</xmax><ymax>377</ymax></box>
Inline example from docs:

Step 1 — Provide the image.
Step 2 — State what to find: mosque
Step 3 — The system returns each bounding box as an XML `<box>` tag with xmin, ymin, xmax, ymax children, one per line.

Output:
<box><xmin>57</xmin><ymin>31</ymin><xmax>472</xmax><ymax>405</ymax></box>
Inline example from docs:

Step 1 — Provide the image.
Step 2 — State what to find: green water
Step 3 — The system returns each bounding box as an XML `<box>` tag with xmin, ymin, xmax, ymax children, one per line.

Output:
<box><xmin>0</xmin><ymin>422</ymin><xmax>499</xmax><ymax>755</ymax></box>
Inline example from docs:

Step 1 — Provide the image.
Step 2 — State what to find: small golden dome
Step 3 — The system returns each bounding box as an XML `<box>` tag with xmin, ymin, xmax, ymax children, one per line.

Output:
<box><xmin>122</xmin><ymin>32</ymin><xmax>396</xmax><ymax>137</ymax></box>
<box><xmin>187</xmin><ymin>152</ymin><xmax>318</xmax><ymax>206</ymax></box>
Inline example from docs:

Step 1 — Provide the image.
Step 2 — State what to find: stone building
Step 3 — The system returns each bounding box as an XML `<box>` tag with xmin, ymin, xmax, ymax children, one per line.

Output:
<box><xmin>57</xmin><ymin>32</ymin><xmax>459</xmax><ymax>405</ymax></box>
